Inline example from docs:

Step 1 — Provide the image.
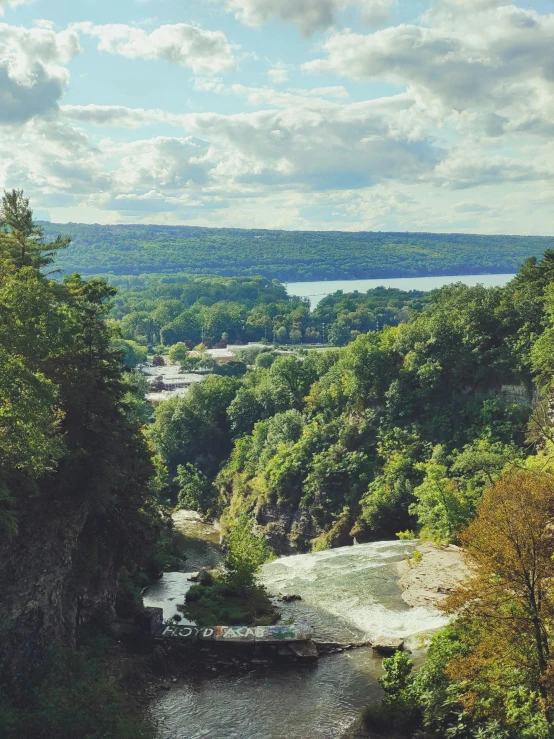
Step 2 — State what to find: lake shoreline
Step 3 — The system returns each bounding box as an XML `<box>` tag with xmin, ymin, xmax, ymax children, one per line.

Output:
<box><xmin>286</xmin><ymin>274</ymin><xmax>515</xmax><ymax>307</ymax></box>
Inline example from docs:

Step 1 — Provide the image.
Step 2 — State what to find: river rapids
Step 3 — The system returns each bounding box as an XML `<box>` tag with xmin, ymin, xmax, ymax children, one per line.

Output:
<box><xmin>145</xmin><ymin>512</ymin><xmax>447</xmax><ymax>739</ymax></box>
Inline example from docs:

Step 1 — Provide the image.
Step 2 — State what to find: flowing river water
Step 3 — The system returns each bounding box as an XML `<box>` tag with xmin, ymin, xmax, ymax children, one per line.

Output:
<box><xmin>145</xmin><ymin>513</ymin><xmax>447</xmax><ymax>739</ymax></box>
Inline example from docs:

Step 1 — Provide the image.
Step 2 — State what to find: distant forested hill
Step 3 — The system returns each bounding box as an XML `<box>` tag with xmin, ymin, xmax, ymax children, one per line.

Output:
<box><xmin>41</xmin><ymin>222</ymin><xmax>553</xmax><ymax>281</ymax></box>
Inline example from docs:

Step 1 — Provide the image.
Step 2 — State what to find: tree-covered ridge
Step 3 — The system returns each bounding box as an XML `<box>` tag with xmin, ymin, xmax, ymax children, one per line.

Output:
<box><xmin>153</xmin><ymin>255</ymin><xmax>554</xmax><ymax>552</ymax></box>
<box><xmin>42</xmin><ymin>221</ymin><xmax>552</xmax><ymax>281</ymax></box>
<box><xmin>110</xmin><ymin>273</ymin><xmax>430</xmax><ymax>348</ymax></box>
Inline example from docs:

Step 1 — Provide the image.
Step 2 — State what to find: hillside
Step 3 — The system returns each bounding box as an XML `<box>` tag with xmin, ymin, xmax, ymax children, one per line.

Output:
<box><xmin>41</xmin><ymin>222</ymin><xmax>553</xmax><ymax>281</ymax></box>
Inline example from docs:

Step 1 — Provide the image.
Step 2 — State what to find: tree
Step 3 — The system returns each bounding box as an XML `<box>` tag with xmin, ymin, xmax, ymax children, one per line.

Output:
<box><xmin>0</xmin><ymin>189</ymin><xmax>70</xmax><ymax>270</ymax></box>
<box><xmin>446</xmin><ymin>470</ymin><xmax>554</xmax><ymax>701</ymax></box>
<box><xmin>175</xmin><ymin>463</ymin><xmax>215</xmax><ymax>513</ymax></box>
<box><xmin>255</xmin><ymin>351</ymin><xmax>276</xmax><ymax>369</ymax></box>
<box><xmin>224</xmin><ymin>515</ymin><xmax>271</xmax><ymax>594</ymax></box>
<box><xmin>411</xmin><ymin>445</ymin><xmax>477</xmax><ymax>543</ymax></box>
<box><xmin>328</xmin><ymin>320</ymin><xmax>350</xmax><ymax>347</ymax></box>
<box><xmin>289</xmin><ymin>328</ymin><xmax>303</xmax><ymax>344</ymax></box>
<box><xmin>168</xmin><ymin>343</ymin><xmax>189</xmax><ymax>364</ymax></box>
<box><xmin>113</xmin><ymin>339</ymin><xmax>147</xmax><ymax>369</ymax></box>
<box><xmin>213</xmin><ymin>361</ymin><xmax>247</xmax><ymax>378</ymax></box>
<box><xmin>0</xmin><ymin>192</ymin><xmax>160</xmax><ymax>715</ymax></box>
<box><xmin>378</xmin><ymin>652</ymin><xmax>420</xmax><ymax>731</ymax></box>
<box><xmin>275</xmin><ymin>326</ymin><xmax>287</xmax><ymax>343</ymax></box>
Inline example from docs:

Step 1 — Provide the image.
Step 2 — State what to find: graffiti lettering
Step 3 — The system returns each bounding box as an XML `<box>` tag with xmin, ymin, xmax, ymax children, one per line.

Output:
<box><xmin>157</xmin><ymin>622</ymin><xmax>313</xmax><ymax>642</ymax></box>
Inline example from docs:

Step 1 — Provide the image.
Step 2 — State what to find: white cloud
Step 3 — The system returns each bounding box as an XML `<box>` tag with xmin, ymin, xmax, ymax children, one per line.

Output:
<box><xmin>113</xmin><ymin>136</ymin><xmax>211</xmax><ymax>190</ymax></box>
<box><xmin>61</xmin><ymin>104</ymin><xmax>173</xmax><ymax>128</ymax></box>
<box><xmin>303</xmin><ymin>2</ymin><xmax>554</xmax><ymax>140</ymax></box>
<box><xmin>0</xmin><ymin>118</ymin><xmax>110</xmax><ymax>194</ymax></box>
<box><xmin>430</xmin><ymin>150</ymin><xmax>551</xmax><ymax>189</ymax></box>
<box><xmin>214</xmin><ymin>0</ymin><xmax>394</xmax><ymax>35</ymax></box>
<box><xmin>5</xmin><ymin>0</ymin><xmax>554</xmax><ymax>233</ymax></box>
<box><xmin>75</xmin><ymin>22</ymin><xmax>239</xmax><ymax>75</ymax></box>
<box><xmin>290</xmin><ymin>85</ymin><xmax>349</xmax><ymax>99</ymax></box>
<box><xmin>0</xmin><ymin>0</ymin><xmax>31</xmax><ymax>15</ymax></box>
<box><xmin>0</xmin><ymin>23</ymin><xmax>81</xmax><ymax>124</ymax></box>
<box><xmin>268</xmin><ymin>68</ymin><xmax>288</xmax><ymax>84</ymax></box>
<box><xmin>60</xmin><ymin>87</ymin><xmax>439</xmax><ymax>199</ymax></box>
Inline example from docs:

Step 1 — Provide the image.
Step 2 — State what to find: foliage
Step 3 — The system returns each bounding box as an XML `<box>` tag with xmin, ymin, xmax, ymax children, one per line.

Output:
<box><xmin>181</xmin><ymin>516</ymin><xmax>275</xmax><ymax>626</ymax></box>
<box><xmin>145</xmin><ymin>255</ymin><xmax>554</xmax><ymax>552</ymax></box>
<box><xmin>168</xmin><ymin>342</ymin><xmax>189</xmax><ymax>364</ymax></box>
<box><xmin>374</xmin><ymin>469</ymin><xmax>554</xmax><ymax>737</ymax></box>
<box><xmin>411</xmin><ymin>550</ymin><xmax>423</xmax><ymax>564</ymax></box>
<box><xmin>396</xmin><ymin>530</ymin><xmax>416</xmax><ymax>540</ymax></box>
<box><xmin>105</xmin><ymin>272</ymin><xmax>428</xmax><ymax>350</ymax></box>
<box><xmin>0</xmin><ymin>644</ymin><xmax>155</xmax><ymax>739</ymax></box>
<box><xmin>446</xmin><ymin>470</ymin><xmax>554</xmax><ymax>688</ymax></box>
<box><xmin>182</xmin><ymin>575</ymin><xmax>278</xmax><ymax>627</ymax></box>
<box><xmin>113</xmin><ymin>338</ymin><xmax>147</xmax><ymax>368</ymax></box>
<box><xmin>149</xmin><ymin>374</ymin><xmax>240</xmax><ymax>479</ymax></box>
<box><xmin>43</xmin><ymin>221</ymin><xmax>552</xmax><ymax>281</ymax></box>
<box><xmin>1</xmin><ymin>191</ymin><xmax>70</xmax><ymax>271</ymax></box>
<box><xmin>224</xmin><ymin>514</ymin><xmax>273</xmax><ymax>594</ymax></box>
<box><xmin>175</xmin><ymin>463</ymin><xmax>216</xmax><ymax>513</ymax></box>
<box><xmin>213</xmin><ymin>360</ymin><xmax>248</xmax><ymax>378</ymax></box>
<box><xmin>410</xmin><ymin>440</ymin><xmax>519</xmax><ymax>543</ymax></box>
<box><xmin>0</xmin><ymin>191</ymin><xmax>161</xmax><ymax>732</ymax></box>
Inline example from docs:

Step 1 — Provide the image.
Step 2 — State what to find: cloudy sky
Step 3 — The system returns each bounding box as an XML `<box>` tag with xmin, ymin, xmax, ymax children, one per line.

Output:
<box><xmin>1</xmin><ymin>0</ymin><xmax>554</xmax><ymax>233</ymax></box>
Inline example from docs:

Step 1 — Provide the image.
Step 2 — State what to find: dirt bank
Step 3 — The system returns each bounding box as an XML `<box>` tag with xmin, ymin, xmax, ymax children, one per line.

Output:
<box><xmin>397</xmin><ymin>543</ymin><xmax>471</xmax><ymax>608</ymax></box>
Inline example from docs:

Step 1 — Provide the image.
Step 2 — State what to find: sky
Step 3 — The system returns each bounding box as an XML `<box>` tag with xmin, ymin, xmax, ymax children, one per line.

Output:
<box><xmin>1</xmin><ymin>0</ymin><xmax>554</xmax><ymax>233</ymax></box>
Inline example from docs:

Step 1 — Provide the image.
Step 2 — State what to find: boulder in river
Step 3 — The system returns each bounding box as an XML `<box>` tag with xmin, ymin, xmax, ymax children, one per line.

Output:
<box><xmin>288</xmin><ymin>640</ymin><xmax>318</xmax><ymax>660</ymax></box>
<box><xmin>280</xmin><ymin>593</ymin><xmax>302</xmax><ymax>602</ymax></box>
<box><xmin>371</xmin><ymin>637</ymin><xmax>404</xmax><ymax>654</ymax></box>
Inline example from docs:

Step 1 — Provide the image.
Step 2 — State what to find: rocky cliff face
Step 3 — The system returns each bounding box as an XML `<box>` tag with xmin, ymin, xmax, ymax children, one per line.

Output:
<box><xmin>254</xmin><ymin>501</ymin><xmax>345</xmax><ymax>554</ymax></box>
<box><xmin>0</xmin><ymin>493</ymin><xmax>128</xmax><ymax>684</ymax></box>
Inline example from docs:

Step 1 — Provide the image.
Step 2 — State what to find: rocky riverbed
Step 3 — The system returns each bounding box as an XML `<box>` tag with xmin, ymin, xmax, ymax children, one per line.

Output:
<box><xmin>398</xmin><ymin>543</ymin><xmax>470</xmax><ymax>609</ymax></box>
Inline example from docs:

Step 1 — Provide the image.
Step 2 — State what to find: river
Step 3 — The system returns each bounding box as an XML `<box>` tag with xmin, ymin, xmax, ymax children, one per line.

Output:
<box><xmin>146</xmin><ymin>514</ymin><xmax>447</xmax><ymax>739</ymax></box>
<box><xmin>286</xmin><ymin>274</ymin><xmax>515</xmax><ymax>308</ymax></box>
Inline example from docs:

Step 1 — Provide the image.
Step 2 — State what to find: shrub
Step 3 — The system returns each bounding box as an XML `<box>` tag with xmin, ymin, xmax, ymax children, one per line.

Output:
<box><xmin>182</xmin><ymin>576</ymin><xmax>277</xmax><ymax>626</ymax></box>
<box><xmin>396</xmin><ymin>529</ymin><xmax>416</xmax><ymax>540</ymax></box>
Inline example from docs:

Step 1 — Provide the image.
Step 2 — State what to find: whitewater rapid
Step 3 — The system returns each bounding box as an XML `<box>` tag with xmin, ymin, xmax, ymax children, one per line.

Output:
<box><xmin>151</xmin><ymin>527</ymin><xmax>447</xmax><ymax>739</ymax></box>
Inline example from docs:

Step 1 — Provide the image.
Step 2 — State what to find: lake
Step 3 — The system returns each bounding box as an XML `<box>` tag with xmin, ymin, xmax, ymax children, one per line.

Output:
<box><xmin>286</xmin><ymin>274</ymin><xmax>515</xmax><ymax>308</ymax></box>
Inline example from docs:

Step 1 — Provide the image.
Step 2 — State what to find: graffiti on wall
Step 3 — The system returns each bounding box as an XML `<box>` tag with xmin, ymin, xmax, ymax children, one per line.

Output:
<box><xmin>159</xmin><ymin>623</ymin><xmax>313</xmax><ymax>642</ymax></box>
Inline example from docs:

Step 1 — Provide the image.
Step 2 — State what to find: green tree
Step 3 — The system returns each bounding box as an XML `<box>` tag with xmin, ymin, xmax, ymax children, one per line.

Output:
<box><xmin>168</xmin><ymin>342</ymin><xmax>189</xmax><ymax>364</ymax></box>
<box><xmin>411</xmin><ymin>445</ymin><xmax>477</xmax><ymax>543</ymax></box>
<box><xmin>275</xmin><ymin>325</ymin><xmax>288</xmax><ymax>343</ymax></box>
<box><xmin>0</xmin><ymin>189</ymin><xmax>70</xmax><ymax>270</ymax></box>
<box><xmin>113</xmin><ymin>339</ymin><xmax>147</xmax><ymax>368</ymax></box>
<box><xmin>328</xmin><ymin>319</ymin><xmax>351</xmax><ymax>346</ymax></box>
<box><xmin>224</xmin><ymin>515</ymin><xmax>272</xmax><ymax>594</ymax></box>
<box><xmin>175</xmin><ymin>463</ymin><xmax>215</xmax><ymax>513</ymax></box>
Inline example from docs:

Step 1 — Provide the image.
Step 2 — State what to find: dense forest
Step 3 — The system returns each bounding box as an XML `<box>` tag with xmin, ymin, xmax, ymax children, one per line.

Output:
<box><xmin>41</xmin><ymin>222</ymin><xmax>551</xmax><ymax>281</ymax></box>
<box><xmin>110</xmin><ymin>273</ymin><xmax>430</xmax><ymax>349</ymax></box>
<box><xmin>148</xmin><ymin>249</ymin><xmax>554</xmax><ymax>736</ymax></box>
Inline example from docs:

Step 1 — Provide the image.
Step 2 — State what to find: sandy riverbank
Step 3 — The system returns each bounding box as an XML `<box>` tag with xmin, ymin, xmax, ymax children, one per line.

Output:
<box><xmin>397</xmin><ymin>543</ymin><xmax>470</xmax><ymax>608</ymax></box>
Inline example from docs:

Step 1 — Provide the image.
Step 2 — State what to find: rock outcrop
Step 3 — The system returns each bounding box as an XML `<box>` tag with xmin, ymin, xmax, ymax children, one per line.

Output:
<box><xmin>397</xmin><ymin>543</ymin><xmax>470</xmax><ymax>608</ymax></box>
<box><xmin>0</xmin><ymin>493</ymin><xmax>137</xmax><ymax>684</ymax></box>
